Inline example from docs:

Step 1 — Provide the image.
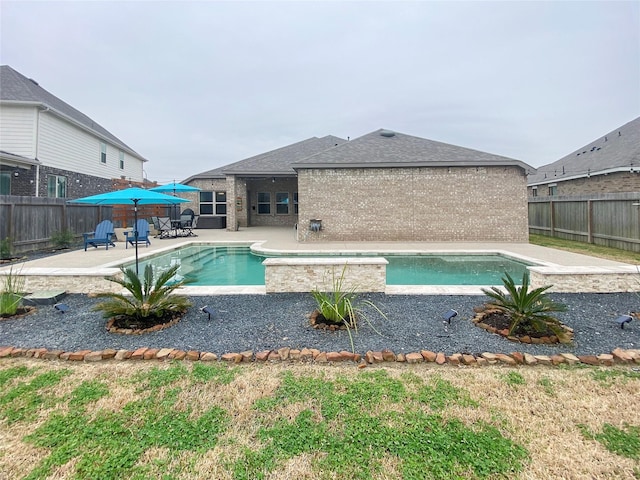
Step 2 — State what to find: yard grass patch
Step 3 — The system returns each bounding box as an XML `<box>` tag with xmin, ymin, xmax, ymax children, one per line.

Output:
<box><xmin>1</xmin><ymin>359</ymin><xmax>639</xmax><ymax>479</ymax></box>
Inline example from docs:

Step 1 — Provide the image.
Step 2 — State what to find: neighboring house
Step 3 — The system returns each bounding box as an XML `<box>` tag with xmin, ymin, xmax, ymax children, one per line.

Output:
<box><xmin>185</xmin><ymin>129</ymin><xmax>533</xmax><ymax>242</ymax></box>
<box><xmin>527</xmin><ymin>116</ymin><xmax>640</xmax><ymax>197</ymax></box>
<box><xmin>0</xmin><ymin>65</ymin><xmax>147</xmax><ymax>198</ymax></box>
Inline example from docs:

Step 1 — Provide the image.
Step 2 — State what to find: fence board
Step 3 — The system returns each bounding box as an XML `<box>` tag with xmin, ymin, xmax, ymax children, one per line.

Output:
<box><xmin>529</xmin><ymin>192</ymin><xmax>640</xmax><ymax>253</ymax></box>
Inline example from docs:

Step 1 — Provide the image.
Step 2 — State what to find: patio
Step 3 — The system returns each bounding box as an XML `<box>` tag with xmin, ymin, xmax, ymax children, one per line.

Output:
<box><xmin>0</xmin><ymin>226</ymin><xmax>637</xmax><ymax>295</ymax></box>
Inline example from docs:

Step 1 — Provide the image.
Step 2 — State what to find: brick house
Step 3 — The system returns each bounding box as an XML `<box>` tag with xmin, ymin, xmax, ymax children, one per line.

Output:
<box><xmin>186</xmin><ymin>129</ymin><xmax>533</xmax><ymax>242</ymax></box>
<box><xmin>527</xmin><ymin>116</ymin><xmax>640</xmax><ymax>197</ymax></box>
<box><xmin>0</xmin><ymin>65</ymin><xmax>148</xmax><ymax>198</ymax></box>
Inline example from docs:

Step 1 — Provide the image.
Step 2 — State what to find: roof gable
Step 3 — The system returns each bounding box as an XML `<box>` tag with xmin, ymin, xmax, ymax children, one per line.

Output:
<box><xmin>528</xmin><ymin>116</ymin><xmax>640</xmax><ymax>185</ymax></box>
<box><xmin>0</xmin><ymin>65</ymin><xmax>145</xmax><ymax>160</ymax></box>
<box><xmin>293</xmin><ymin>129</ymin><xmax>532</xmax><ymax>170</ymax></box>
<box><xmin>186</xmin><ymin>135</ymin><xmax>347</xmax><ymax>180</ymax></box>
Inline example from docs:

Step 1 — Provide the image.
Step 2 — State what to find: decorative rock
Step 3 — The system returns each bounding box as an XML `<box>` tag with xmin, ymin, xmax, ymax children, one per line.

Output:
<box><xmin>255</xmin><ymin>351</ymin><xmax>271</xmax><ymax>362</ymax></box>
<box><xmin>143</xmin><ymin>349</ymin><xmax>159</xmax><ymax>360</ymax></box>
<box><xmin>185</xmin><ymin>350</ymin><xmax>200</xmax><ymax>361</ymax></box>
<box><xmin>495</xmin><ymin>354</ymin><xmax>517</xmax><ymax>365</ymax></box>
<box><xmin>578</xmin><ymin>355</ymin><xmax>600</xmax><ymax>366</ymax></box>
<box><xmin>102</xmin><ymin>349</ymin><xmax>117</xmax><ymax>360</ymax></box>
<box><xmin>476</xmin><ymin>357</ymin><xmax>488</xmax><ymax>366</ymax></box>
<box><xmin>421</xmin><ymin>350</ymin><xmax>437</xmax><ymax>362</ymax></box>
<box><xmin>115</xmin><ymin>350</ymin><xmax>132</xmax><ymax>360</ymax></box>
<box><xmin>68</xmin><ymin>350</ymin><xmax>91</xmax><ymax>361</ymax></box>
<box><xmin>288</xmin><ymin>349</ymin><xmax>300</xmax><ymax>361</ymax></box>
<box><xmin>462</xmin><ymin>354</ymin><xmax>477</xmax><ymax>366</ymax></box>
<box><xmin>435</xmin><ymin>352</ymin><xmax>446</xmax><ymax>365</ymax></box>
<box><xmin>0</xmin><ymin>346</ymin><xmax>13</xmax><ymax>357</ymax></box>
<box><xmin>405</xmin><ymin>352</ymin><xmax>423</xmax><ymax>364</ymax></box>
<box><xmin>365</xmin><ymin>351</ymin><xmax>375</xmax><ymax>364</ymax></box>
<box><xmin>309</xmin><ymin>349</ymin><xmax>321</xmax><ymax>359</ymax></box>
<box><xmin>371</xmin><ymin>351</ymin><xmax>384</xmax><ymax>363</ymax></box>
<box><xmin>523</xmin><ymin>353</ymin><xmax>537</xmax><ymax>365</ymax></box>
<box><xmin>267</xmin><ymin>351</ymin><xmax>282</xmax><ymax>362</ymax></box>
<box><xmin>315</xmin><ymin>352</ymin><xmax>328</xmax><ymax>363</ymax></box>
<box><xmin>222</xmin><ymin>353</ymin><xmax>242</xmax><ymax>363</ymax></box>
<box><xmin>200</xmin><ymin>352</ymin><xmax>218</xmax><ymax>362</ymax></box>
<box><xmin>550</xmin><ymin>355</ymin><xmax>565</xmax><ymax>365</ymax></box>
<box><xmin>381</xmin><ymin>349</ymin><xmax>396</xmax><ymax>362</ymax></box>
<box><xmin>448</xmin><ymin>353</ymin><xmax>462</xmax><ymax>365</ymax></box>
<box><xmin>327</xmin><ymin>352</ymin><xmax>343</xmax><ymax>362</ymax></box>
<box><xmin>10</xmin><ymin>348</ymin><xmax>26</xmax><ymax>357</ymax></box>
<box><xmin>481</xmin><ymin>352</ymin><xmax>498</xmax><ymax>364</ymax></box>
<box><xmin>155</xmin><ymin>348</ymin><xmax>173</xmax><ymax>360</ymax></box>
<box><xmin>597</xmin><ymin>354</ymin><xmax>614</xmax><ymax>366</ymax></box>
<box><xmin>277</xmin><ymin>347</ymin><xmax>290</xmax><ymax>361</ymax></box>
<box><xmin>170</xmin><ymin>350</ymin><xmax>186</xmax><ymax>361</ymax></box>
<box><xmin>340</xmin><ymin>350</ymin><xmax>356</xmax><ymax>362</ymax></box>
<box><xmin>240</xmin><ymin>351</ymin><xmax>254</xmax><ymax>362</ymax></box>
<box><xmin>510</xmin><ymin>352</ymin><xmax>525</xmax><ymax>364</ymax></box>
<box><xmin>396</xmin><ymin>353</ymin><xmax>406</xmax><ymax>362</ymax></box>
<box><xmin>560</xmin><ymin>353</ymin><xmax>580</xmax><ymax>365</ymax></box>
<box><xmin>43</xmin><ymin>350</ymin><xmax>64</xmax><ymax>360</ymax></box>
<box><xmin>85</xmin><ymin>351</ymin><xmax>104</xmax><ymax>362</ymax></box>
<box><xmin>611</xmin><ymin>348</ymin><xmax>632</xmax><ymax>363</ymax></box>
<box><xmin>534</xmin><ymin>355</ymin><xmax>552</xmax><ymax>365</ymax></box>
<box><xmin>300</xmin><ymin>348</ymin><xmax>314</xmax><ymax>361</ymax></box>
<box><xmin>131</xmin><ymin>348</ymin><xmax>148</xmax><ymax>360</ymax></box>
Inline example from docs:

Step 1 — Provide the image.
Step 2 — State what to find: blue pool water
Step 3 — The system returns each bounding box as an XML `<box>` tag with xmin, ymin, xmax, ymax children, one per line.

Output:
<box><xmin>132</xmin><ymin>245</ymin><xmax>531</xmax><ymax>286</ymax></box>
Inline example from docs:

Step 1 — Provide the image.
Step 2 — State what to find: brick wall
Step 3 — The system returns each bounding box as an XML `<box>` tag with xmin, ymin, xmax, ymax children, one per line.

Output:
<box><xmin>297</xmin><ymin>166</ymin><xmax>529</xmax><ymax>242</ymax></box>
<box><xmin>529</xmin><ymin>172</ymin><xmax>640</xmax><ymax>197</ymax></box>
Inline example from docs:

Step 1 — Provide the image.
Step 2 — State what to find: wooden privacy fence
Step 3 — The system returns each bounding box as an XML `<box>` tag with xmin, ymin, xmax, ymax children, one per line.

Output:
<box><xmin>0</xmin><ymin>195</ymin><xmax>112</xmax><ymax>254</ymax></box>
<box><xmin>529</xmin><ymin>192</ymin><xmax>640</xmax><ymax>252</ymax></box>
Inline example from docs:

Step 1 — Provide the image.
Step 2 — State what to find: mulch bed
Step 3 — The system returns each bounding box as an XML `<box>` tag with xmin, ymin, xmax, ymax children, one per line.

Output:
<box><xmin>472</xmin><ymin>309</ymin><xmax>574</xmax><ymax>344</ymax></box>
<box><xmin>309</xmin><ymin>310</ymin><xmax>350</xmax><ymax>331</ymax></box>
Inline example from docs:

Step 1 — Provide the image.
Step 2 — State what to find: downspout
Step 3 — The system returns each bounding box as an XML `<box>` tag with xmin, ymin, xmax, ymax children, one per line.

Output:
<box><xmin>35</xmin><ymin>105</ymin><xmax>50</xmax><ymax>197</ymax></box>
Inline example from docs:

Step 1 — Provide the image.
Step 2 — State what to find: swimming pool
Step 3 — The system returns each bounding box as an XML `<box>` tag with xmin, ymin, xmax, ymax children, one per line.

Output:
<box><xmin>131</xmin><ymin>245</ymin><xmax>531</xmax><ymax>286</ymax></box>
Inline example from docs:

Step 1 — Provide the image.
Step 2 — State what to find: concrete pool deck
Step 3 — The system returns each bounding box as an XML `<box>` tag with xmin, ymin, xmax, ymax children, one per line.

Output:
<box><xmin>1</xmin><ymin>226</ymin><xmax>638</xmax><ymax>295</ymax></box>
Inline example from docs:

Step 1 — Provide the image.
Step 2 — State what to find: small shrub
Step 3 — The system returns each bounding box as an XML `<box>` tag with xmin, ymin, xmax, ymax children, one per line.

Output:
<box><xmin>0</xmin><ymin>267</ymin><xmax>26</xmax><ymax>316</ymax></box>
<box><xmin>94</xmin><ymin>264</ymin><xmax>191</xmax><ymax>329</ymax></box>
<box><xmin>0</xmin><ymin>237</ymin><xmax>12</xmax><ymax>260</ymax></box>
<box><xmin>311</xmin><ymin>264</ymin><xmax>387</xmax><ymax>351</ymax></box>
<box><xmin>50</xmin><ymin>229</ymin><xmax>75</xmax><ymax>249</ymax></box>
<box><xmin>481</xmin><ymin>272</ymin><xmax>567</xmax><ymax>336</ymax></box>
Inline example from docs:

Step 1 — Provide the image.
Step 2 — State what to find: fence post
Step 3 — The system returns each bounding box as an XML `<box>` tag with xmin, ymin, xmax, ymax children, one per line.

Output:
<box><xmin>549</xmin><ymin>200</ymin><xmax>555</xmax><ymax>236</ymax></box>
<box><xmin>587</xmin><ymin>199</ymin><xmax>593</xmax><ymax>244</ymax></box>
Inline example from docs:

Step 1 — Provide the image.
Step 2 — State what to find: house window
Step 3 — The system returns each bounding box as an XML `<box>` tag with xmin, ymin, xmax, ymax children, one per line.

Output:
<box><xmin>199</xmin><ymin>191</ymin><xmax>214</xmax><ymax>215</ymax></box>
<box><xmin>257</xmin><ymin>192</ymin><xmax>271</xmax><ymax>214</ymax></box>
<box><xmin>548</xmin><ymin>184</ymin><xmax>557</xmax><ymax>196</ymax></box>
<box><xmin>119</xmin><ymin>151</ymin><xmax>124</xmax><ymax>170</ymax></box>
<box><xmin>0</xmin><ymin>171</ymin><xmax>10</xmax><ymax>195</ymax></box>
<box><xmin>100</xmin><ymin>142</ymin><xmax>107</xmax><ymax>164</ymax></box>
<box><xmin>215</xmin><ymin>191</ymin><xmax>227</xmax><ymax>215</ymax></box>
<box><xmin>293</xmin><ymin>192</ymin><xmax>299</xmax><ymax>214</ymax></box>
<box><xmin>47</xmin><ymin>175</ymin><xmax>67</xmax><ymax>198</ymax></box>
<box><xmin>276</xmin><ymin>192</ymin><xmax>289</xmax><ymax>214</ymax></box>
<box><xmin>531</xmin><ymin>187</ymin><xmax>538</xmax><ymax>197</ymax></box>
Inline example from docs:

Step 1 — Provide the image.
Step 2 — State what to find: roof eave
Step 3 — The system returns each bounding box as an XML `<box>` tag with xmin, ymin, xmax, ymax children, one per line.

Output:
<box><xmin>293</xmin><ymin>160</ymin><xmax>533</xmax><ymax>171</ymax></box>
<box><xmin>528</xmin><ymin>166</ymin><xmax>639</xmax><ymax>186</ymax></box>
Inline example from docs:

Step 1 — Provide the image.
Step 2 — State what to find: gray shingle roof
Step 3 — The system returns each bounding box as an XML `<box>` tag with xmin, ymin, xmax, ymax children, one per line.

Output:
<box><xmin>185</xmin><ymin>135</ymin><xmax>347</xmax><ymax>180</ymax></box>
<box><xmin>0</xmin><ymin>65</ymin><xmax>146</xmax><ymax>160</ymax></box>
<box><xmin>293</xmin><ymin>129</ymin><xmax>532</xmax><ymax>170</ymax></box>
<box><xmin>527</xmin><ymin>116</ymin><xmax>640</xmax><ymax>185</ymax></box>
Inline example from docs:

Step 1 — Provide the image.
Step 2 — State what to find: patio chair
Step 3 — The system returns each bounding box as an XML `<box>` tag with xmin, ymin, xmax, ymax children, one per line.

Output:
<box><xmin>157</xmin><ymin>216</ymin><xmax>173</xmax><ymax>239</ymax></box>
<box><xmin>83</xmin><ymin>220</ymin><xmax>116</xmax><ymax>251</ymax></box>
<box><xmin>179</xmin><ymin>214</ymin><xmax>198</xmax><ymax>237</ymax></box>
<box><xmin>151</xmin><ymin>216</ymin><xmax>160</xmax><ymax>237</ymax></box>
<box><xmin>124</xmin><ymin>219</ymin><xmax>152</xmax><ymax>249</ymax></box>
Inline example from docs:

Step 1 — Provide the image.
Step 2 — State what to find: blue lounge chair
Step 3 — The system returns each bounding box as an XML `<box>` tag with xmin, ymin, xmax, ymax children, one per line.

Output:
<box><xmin>83</xmin><ymin>220</ymin><xmax>116</xmax><ymax>251</ymax></box>
<box><xmin>124</xmin><ymin>219</ymin><xmax>152</xmax><ymax>249</ymax></box>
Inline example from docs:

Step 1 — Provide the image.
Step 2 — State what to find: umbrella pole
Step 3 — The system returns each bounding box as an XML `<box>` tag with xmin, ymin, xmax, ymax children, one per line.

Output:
<box><xmin>134</xmin><ymin>200</ymin><xmax>139</xmax><ymax>275</ymax></box>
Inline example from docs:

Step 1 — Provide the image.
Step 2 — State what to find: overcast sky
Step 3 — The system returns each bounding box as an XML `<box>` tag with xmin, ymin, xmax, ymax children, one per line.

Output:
<box><xmin>1</xmin><ymin>0</ymin><xmax>638</xmax><ymax>183</ymax></box>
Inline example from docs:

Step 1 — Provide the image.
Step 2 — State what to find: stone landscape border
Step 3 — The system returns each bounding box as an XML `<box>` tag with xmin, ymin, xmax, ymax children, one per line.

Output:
<box><xmin>1</xmin><ymin>345</ymin><xmax>638</xmax><ymax>368</ymax></box>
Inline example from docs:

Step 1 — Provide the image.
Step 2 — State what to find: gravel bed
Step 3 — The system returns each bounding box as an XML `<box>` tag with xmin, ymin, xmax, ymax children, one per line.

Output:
<box><xmin>1</xmin><ymin>293</ymin><xmax>638</xmax><ymax>357</ymax></box>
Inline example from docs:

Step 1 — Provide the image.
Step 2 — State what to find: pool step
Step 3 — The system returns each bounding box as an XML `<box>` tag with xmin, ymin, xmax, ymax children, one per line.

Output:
<box><xmin>23</xmin><ymin>290</ymin><xmax>68</xmax><ymax>306</ymax></box>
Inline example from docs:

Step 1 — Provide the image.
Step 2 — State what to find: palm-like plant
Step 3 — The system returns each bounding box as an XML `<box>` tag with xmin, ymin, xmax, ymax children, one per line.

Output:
<box><xmin>94</xmin><ymin>264</ymin><xmax>191</xmax><ymax>326</ymax></box>
<box><xmin>481</xmin><ymin>272</ymin><xmax>567</xmax><ymax>336</ymax></box>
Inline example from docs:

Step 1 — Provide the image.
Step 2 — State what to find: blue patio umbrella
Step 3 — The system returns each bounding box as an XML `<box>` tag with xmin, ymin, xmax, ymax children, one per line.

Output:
<box><xmin>68</xmin><ymin>187</ymin><xmax>189</xmax><ymax>274</ymax></box>
<box><xmin>149</xmin><ymin>182</ymin><xmax>200</xmax><ymax>220</ymax></box>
